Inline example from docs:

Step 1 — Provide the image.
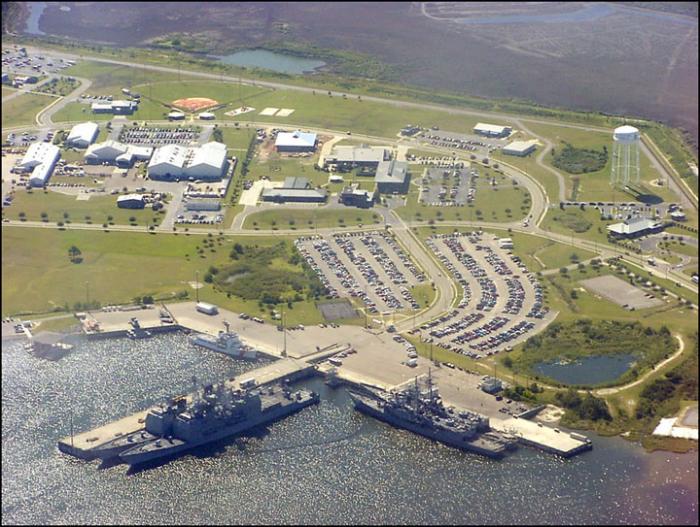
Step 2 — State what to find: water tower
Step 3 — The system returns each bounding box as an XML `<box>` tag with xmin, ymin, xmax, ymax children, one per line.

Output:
<box><xmin>610</xmin><ymin>125</ymin><xmax>640</xmax><ymax>188</ymax></box>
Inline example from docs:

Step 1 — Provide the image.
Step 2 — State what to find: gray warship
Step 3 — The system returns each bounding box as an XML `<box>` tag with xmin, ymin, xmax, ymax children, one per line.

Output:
<box><xmin>89</xmin><ymin>381</ymin><xmax>319</xmax><ymax>465</ymax></box>
<box><xmin>349</xmin><ymin>373</ymin><xmax>517</xmax><ymax>459</ymax></box>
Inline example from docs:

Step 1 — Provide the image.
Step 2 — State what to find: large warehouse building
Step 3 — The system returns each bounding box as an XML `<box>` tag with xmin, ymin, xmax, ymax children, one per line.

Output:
<box><xmin>84</xmin><ymin>140</ymin><xmax>153</xmax><ymax>167</ymax></box>
<box><xmin>607</xmin><ymin>217</ymin><xmax>663</xmax><ymax>239</ymax></box>
<box><xmin>324</xmin><ymin>145</ymin><xmax>390</xmax><ymax>171</ymax></box>
<box><xmin>117</xmin><ymin>194</ymin><xmax>146</xmax><ymax>209</ymax></box>
<box><xmin>91</xmin><ymin>100</ymin><xmax>138</xmax><ymax>115</ymax></box>
<box><xmin>147</xmin><ymin>142</ymin><xmax>228</xmax><ymax>181</ymax></box>
<box><xmin>275</xmin><ymin>131</ymin><xmax>317</xmax><ymax>153</ymax></box>
<box><xmin>65</xmin><ymin>122</ymin><xmax>99</xmax><ymax>148</ymax></box>
<box><xmin>16</xmin><ymin>142</ymin><xmax>60</xmax><ymax>187</ymax></box>
<box><xmin>473</xmin><ymin>123</ymin><xmax>512</xmax><ymax>138</ymax></box>
<box><xmin>261</xmin><ymin>177</ymin><xmax>327</xmax><ymax>203</ymax></box>
<box><xmin>375</xmin><ymin>160</ymin><xmax>409</xmax><ymax>194</ymax></box>
<box><xmin>502</xmin><ymin>140</ymin><xmax>537</xmax><ymax>157</ymax></box>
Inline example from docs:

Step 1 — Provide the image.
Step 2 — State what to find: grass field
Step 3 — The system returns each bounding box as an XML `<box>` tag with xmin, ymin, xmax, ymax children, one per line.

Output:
<box><xmin>246</xmin><ymin>154</ymin><xmax>325</xmax><ymax>186</ymax></box>
<box><xmin>2</xmin><ymin>86</ymin><xmax>17</xmax><ymax>97</ymax></box>
<box><xmin>1</xmin><ymin>92</ymin><xmax>54</xmax><ymax>128</ymax></box>
<box><xmin>35</xmin><ymin>77</ymin><xmax>80</xmax><ymax>96</ymax></box>
<box><xmin>541</xmin><ymin>206</ymin><xmax>614</xmax><ymax>245</ymax></box>
<box><xmin>219</xmin><ymin>126</ymin><xmax>256</xmax><ymax>152</ymax></box>
<box><xmin>524</xmin><ymin>122</ymin><xmax>678</xmax><ymax>203</ymax></box>
<box><xmin>396</xmin><ymin>175</ymin><xmax>530</xmax><ymax>223</ymax></box>
<box><xmin>2</xmin><ymin>190</ymin><xmax>163</xmax><ymax>226</ymax></box>
<box><xmin>491</xmin><ymin>151</ymin><xmax>561</xmax><ymax>205</ymax></box>
<box><xmin>242</xmin><ymin>207</ymin><xmax>381</xmax><ymax>230</ymax></box>
<box><xmin>0</xmin><ymin>227</ymin><xmax>326</xmax><ymax>324</ymax></box>
<box><xmin>661</xmin><ymin>239</ymin><xmax>698</xmax><ymax>258</ymax></box>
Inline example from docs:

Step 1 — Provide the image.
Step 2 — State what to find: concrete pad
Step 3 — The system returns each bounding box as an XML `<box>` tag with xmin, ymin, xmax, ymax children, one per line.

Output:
<box><xmin>276</xmin><ymin>108</ymin><xmax>295</xmax><ymax>117</ymax></box>
<box><xmin>224</xmin><ymin>106</ymin><xmax>255</xmax><ymax>117</ymax></box>
<box><xmin>580</xmin><ymin>275</ymin><xmax>663</xmax><ymax>309</ymax></box>
<box><xmin>75</xmin><ymin>192</ymin><xmax>92</xmax><ymax>201</ymax></box>
<box><xmin>238</xmin><ymin>179</ymin><xmax>282</xmax><ymax>206</ymax></box>
<box><xmin>259</xmin><ymin>107</ymin><xmax>279</xmax><ymax>116</ymax></box>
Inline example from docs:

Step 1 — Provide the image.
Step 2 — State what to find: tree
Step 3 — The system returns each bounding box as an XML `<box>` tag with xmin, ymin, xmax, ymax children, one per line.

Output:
<box><xmin>68</xmin><ymin>245</ymin><xmax>82</xmax><ymax>264</ymax></box>
<box><xmin>502</xmin><ymin>356</ymin><xmax>513</xmax><ymax>368</ymax></box>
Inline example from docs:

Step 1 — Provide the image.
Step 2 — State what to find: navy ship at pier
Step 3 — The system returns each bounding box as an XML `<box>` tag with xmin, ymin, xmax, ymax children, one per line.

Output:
<box><xmin>349</xmin><ymin>372</ymin><xmax>517</xmax><ymax>459</ymax></box>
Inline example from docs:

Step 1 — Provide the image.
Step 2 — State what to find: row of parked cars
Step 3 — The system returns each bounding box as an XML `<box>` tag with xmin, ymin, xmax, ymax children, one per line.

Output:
<box><xmin>119</xmin><ymin>126</ymin><xmax>198</xmax><ymax>146</ymax></box>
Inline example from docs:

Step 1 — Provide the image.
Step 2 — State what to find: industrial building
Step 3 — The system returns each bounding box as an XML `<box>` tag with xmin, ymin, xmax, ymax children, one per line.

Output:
<box><xmin>275</xmin><ymin>131</ymin><xmax>317</xmax><ymax>153</ymax></box>
<box><xmin>168</xmin><ymin>111</ymin><xmax>185</xmax><ymax>121</ymax></box>
<box><xmin>473</xmin><ymin>123</ymin><xmax>512</xmax><ymax>138</ymax></box>
<box><xmin>339</xmin><ymin>184</ymin><xmax>375</xmax><ymax>208</ymax></box>
<box><xmin>498</xmin><ymin>238</ymin><xmax>514</xmax><ymax>250</ymax></box>
<box><xmin>91</xmin><ymin>100</ymin><xmax>138</xmax><ymax>115</ymax></box>
<box><xmin>324</xmin><ymin>145</ymin><xmax>389</xmax><ymax>171</ymax></box>
<box><xmin>502</xmin><ymin>140</ymin><xmax>537</xmax><ymax>157</ymax></box>
<box><xmin>16</xmin><ymin>142</ymin><xmax>60</xmax><ymax>187</ymax></box>
<box><xmin>261</xmin><ymin>177</ymin><xmax>327</xmax><ymax>203</ymax></box>
<box><xmin>84</xmin><ymin>140</ymin><xmax>153</xmax><ymax>167</ymax></box>
<box><xmin>480</xmin><ymin>377</ymin><xmax>503</xmax><ymax>394</ymax></box>
<box><xmin>117</xmin><ymin>194</ymin><xmax>146</xmax><ymax>209</ymax></box>
<box><xmin>65</xmin><ymin>122</ymin><xmax>99</xmax><ymax>149</ymax></box>
<box><xmin>607</xmin><ymin>217</ymin><xmax>663</xmax><ymax>238</ymax></box>
<box><xmin>375</xmin><ymin>160</ymin><xmax>409</xmax><ymax>194</ymax></box>
<box><xmin>198</xmin><ymin>112</ymin><xmax>215</xmax><ymax>120</ymax></box>
<box><xmin>147</xmin><ymin>142</ymin><xmax>228</xmax><ymax>181</ymax></box>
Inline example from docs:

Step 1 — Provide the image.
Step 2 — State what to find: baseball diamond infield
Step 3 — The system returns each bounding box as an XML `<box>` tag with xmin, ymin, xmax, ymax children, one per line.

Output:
<box><xmin>171</xmin><ymin>97</ymin><xmax>219</xmax><ymax>112</ymax></box>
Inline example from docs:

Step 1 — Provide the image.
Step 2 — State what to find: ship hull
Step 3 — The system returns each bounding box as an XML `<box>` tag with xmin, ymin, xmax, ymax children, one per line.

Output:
<box><xmin>350</xmin><ymin>393</ymin><xmax>505</xmax><ymax>459</ymax></box>
<box><xmin>119</xmin><ymin>393</ymin><xmax>318</xmax><ymax>465</ymax></box>
<box><xmin>190</xmin><ymin>335</ymin><xmax>257</xmax><ymax>360</ymax></box>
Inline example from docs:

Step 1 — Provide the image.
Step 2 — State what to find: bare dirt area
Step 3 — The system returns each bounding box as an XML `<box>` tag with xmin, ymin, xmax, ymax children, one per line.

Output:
<box><xmin>29</xmin><ymin>3</ymin><xmax>698</xmax><ymax>142</ymax></box>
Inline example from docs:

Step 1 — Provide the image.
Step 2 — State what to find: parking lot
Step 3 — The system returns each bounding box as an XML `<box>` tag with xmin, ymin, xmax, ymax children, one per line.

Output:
<box><xmin>406</xmin><ymin>154</ymin><xmax>468</xmax><ymax>168</ymax></box>
<box><xmin>416</xmin><ymin>129</ymin><xmax>505</xmax><ymax>154</ymax></box>
<box><xmin>580</xmin><ymin>275</ymin><xmax>663</xmax><ymax>310</ymax></box>
<box><xmin>2</xmin><ymin>48</ymin><xmax>77</xmax><ymax>77</ymax></box>
<box><xmin>296</xmin><ymin>230</ymin><xmax>427</xmax><ymax>314</ymax></box>
<box><xmin>419</xmin><ymin>166</ymin><xmax>477</xmax><ymax>206</ymax></box>
<box><xmin>117</xmin><ymin>125</ymin><xmax>202</xmax><ymax>147</ymax></box>
<box><xmin>413</xmin><ymin>232</ymin><xmax>555</xmax><ymax>358</ymax></box>
<box><xmin>557</xmin><ymin>200</ymin><xmax>675</xmax><ymax>220</ymax></box>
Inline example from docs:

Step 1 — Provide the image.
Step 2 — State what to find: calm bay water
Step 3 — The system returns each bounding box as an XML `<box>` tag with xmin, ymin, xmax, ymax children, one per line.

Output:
<box><xmin>24</xmin><ymin>2</ymin><xmax>47</xmax><ymax>35</ymax></box>
<box><xmin>534</xmin><ymin>354</ymin><xmax>637</xmax><ymax>386</ymax></box>
<box><xmin>1</xmin><ymin>334</ymin><xmax>697</xmax><ymax>525</ymax></box>
<box><xmin>212</xmin><ymin>50</ymin><xmax>326</xmax><ymax>74</ymax></box>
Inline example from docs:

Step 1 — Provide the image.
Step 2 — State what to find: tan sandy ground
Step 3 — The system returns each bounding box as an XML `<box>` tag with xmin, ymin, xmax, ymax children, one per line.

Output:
<box><xmin>171</xmin><ymin>97</ymin><xmax>219</xmax><ymax>112</ymax></box>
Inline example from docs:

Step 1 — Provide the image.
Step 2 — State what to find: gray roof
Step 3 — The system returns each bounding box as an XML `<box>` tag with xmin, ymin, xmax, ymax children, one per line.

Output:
<box><xmin>282</xmin><ymin>176</ymin><xmax>310</xmax><ymax>189</ymax></box>
<box><xmin>375</xmin><ymin>160</ymin><xmax>408</xmax><ymax>184</ymax></box>
<box><xmin>328</xmin><ymin>146</ymin><xmax>388</xmax><ymax>164</ymax></box>
<box><xmin>261</xmin><ymin>188</ymin><xmax>327</xmax><ymax>200</ymax></box>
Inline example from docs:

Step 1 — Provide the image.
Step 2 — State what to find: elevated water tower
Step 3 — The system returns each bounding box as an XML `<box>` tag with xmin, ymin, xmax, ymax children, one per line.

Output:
<box><xmin>610</xmin><ymin>125</ymin><xmax>640</xmax><ymax>188</ymax></box>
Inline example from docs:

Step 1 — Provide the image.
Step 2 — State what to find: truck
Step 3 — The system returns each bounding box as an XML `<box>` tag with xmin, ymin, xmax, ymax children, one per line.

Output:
<box><xmin>195</xmin><ymin>302</ymin><xmax>218</xmax><ymax>316</ymax></box>
<box><xmin>239</xmin><ymin>378</ymin><xmax>256</xmax><ymax>390</ymax></box>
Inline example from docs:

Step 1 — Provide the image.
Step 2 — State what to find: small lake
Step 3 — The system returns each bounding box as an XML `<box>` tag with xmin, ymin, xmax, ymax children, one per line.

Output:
<box><xmin>24</xmin><ymin>1</ymin><xmax>47</xmax><ymax>35</ymax></box>
<box><xmin>534</xmin><ymin>354</ymin><xmax>636</xmax><ymax>386</ymax></box>
<box><xmin>212</xmin><ymin>50</ymin><xmax>326</xmax><ymax>75</ymax></box>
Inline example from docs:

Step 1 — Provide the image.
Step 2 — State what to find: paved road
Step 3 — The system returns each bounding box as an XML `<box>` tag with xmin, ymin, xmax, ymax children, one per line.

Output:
<box><xmin>35</xmin><ymin>76</ymin><xmax>92</xmax><ymax>126</ymax></box>
<box><xmin>1</xmin><ymin>75</ymin><xmax>59</xmax><ymax>103</ymax></box>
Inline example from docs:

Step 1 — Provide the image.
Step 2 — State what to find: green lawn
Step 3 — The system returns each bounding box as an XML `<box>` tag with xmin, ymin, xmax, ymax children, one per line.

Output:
<box><xmin>411</xmin><ymin>282</ymin><xmax>436</xmax><ymax>309</ymax></box>
<box><xmin>243</xmin><ymin>207</ymin><xmax>381</xmax><ymax>230</ymax></box>
<box><xmin>661</xmin><ymin>239</ymin><xmax>698</xmax><ymax>258</ymax></box>
<box><xmin>246</xmin><ymin>154</ymin><xmax>325</xmax><ymax>186</ymax></box>
<box><xmin>1</xmin><ymin>227</ymin><xmax>327</xmax><ymax>324</ymax></box>
<box><xmin>1</xmin><ymin>92</ymin><xmax>54</xmax><ymax>128</ymax></box>
<box><xmin>540</xmin><ymin>206</ymin><xmax>614</xmax><ymax>245</ymax></box>
<box><xmin>35</xmin><ymin>77</ymin><xmax>80</xmax><ymax>96</ymax></box>
<box><xmin>3</xmin><ymin>190</ymin><xmax>163</xmax><ymax>226</ymax></box>
<box><xmin>49</xmin><ymin>175</ymin><xmax>103</xmax><ymax>188</ymax></box>
<box><xmin>2</xmin><ymin>86</ymin><xmax>17</xmax><ymax>97</ymax></box>
<box><xmin>491</xmin><ymin>151</ymin><xmax>561</xmax><ymax>206</ymax></box>
<box><xmin>219</xmin><ymin>126</ymin><xmax>256</xmax><ymax>152</ymax></box>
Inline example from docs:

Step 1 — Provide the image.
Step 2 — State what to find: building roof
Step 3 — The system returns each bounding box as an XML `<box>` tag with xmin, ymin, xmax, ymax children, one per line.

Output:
<box><xmin>198</xmin><ymin>112</ymin><xmax>215</xmax><ymax>119</ymax></box>
<box><xmin>503</xmin><ymin>140</ymin><xmax>537</xmax><ymax>154</ymax></box>
<box><xmin>375</xmin><ymin>160</ymin><xmax>408</xmax><ymax>184</ymax></box>
<box><xmin>84</xmin><ymin>140</ymin><xmax>128</xmax><ymax>159</ymax></box>
<box><xmin>91</xmin><ymin>102</ymin><xmax>114</xmax><ymax>111</ymax></box>
<box><xmin>186</xmin><ymin>141</ymin><xmax>227</xmax><ymax>172</ymax></box>
<box><xmin>261</xmin><ymin>188</ymin><xmax>327</xmax><ymax>200</ymax></box>
<box><xmin>66</xmin><ymin>122</ymin><xmax>99</xmax><ymax>146</ymax></box>
<box><xmin>341</xmin><ymin>184</ymin><xmax>373</xmax><ymax>199</ymax></box>
<box><xmin>607</xmin><ymin>217</ymin><xmax>661</xmax><ymax>235</ymax></box>
<box><xmin>275</xmin><ymin>130</ymin><xmax>317</xmax><ymax>149</ymax></box>
<box><xmin>474</xmin><ymin>122</ymin><xmax>511</xmax><ymax>134</ymax></box>
<box><xmin>149</xmin><ymin>144</ymin><xmax>187</xmax><ymax>170</ymax></box>
<box><xmin>117</xmin><ymin>194</ymin><xmax>145</xmax><ymax>203</ymax></box>
<box><xmin>19</xmin><ymin>142</ymin><xmax>60</xmax><ymax>169</ymax></box>
<box><xmin>282</xmin><ymin>176</ymin><xmax>310</xmax><ymax>189</ymax></box>
<box><xmin>328</xmin><ymin>145</ymin><xmax>388</xmax><ymax>164</ymax></box>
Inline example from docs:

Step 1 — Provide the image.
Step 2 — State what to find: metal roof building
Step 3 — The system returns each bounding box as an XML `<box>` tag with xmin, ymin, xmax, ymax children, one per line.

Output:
<box><xmin>148</xmin><ymin>142</ymin><xmax>228</xmax><ymax>181</ymax></box>
<box><xmin>325</xmin><ymin>145</ymin><xmax>389</xmax><ymax>167</ymax></box>
<box><xmin>84</xmin><ymin>140</ymin><xmax>153</xmax><ymax>167</ymax></box>
<box><xmin>260</xmin><ymin>176</ymin><xmax>327</xmax><ymax>203</ymax></box>
<box><xmin>275</xmin><ymin>130</ymin><xmax>317</xmax><ymax>152</ymax></box>
<box><xmin>339</xmin><ymin>183</ymin><xmax>375</xmax><ymax>208</ymax></box>
<box><xmin>65</xmin><ymin>122</ymin><xmax>99</xmax><ymax>148</ymax></box>
<box><xmin>148</xmin><ymin>145</ymin><xmax>188</xmax><ymax>179</ymax></box>
<box><xmin>607</xmin><ymin>217</ymin><xmax>663</xmax><ymax>238</ymax></box>
<box><xmin>117</xmin><ymin>194</ymin><xmax>145</xmax><ymax>209</ymax></box>
<box><xmin>375</xmin><ymin>160</ymin><xmax>409</xmax><ymax>194</ymax></box>
<box><xmin>473</xmin><ymin>122</ymin><xmax>512</xmax><ymax>137</ymax></box>
<box><xmin>91</xmin><ymin>100</ymin><xmax>137</xmax><ymax>115</ymax></box>
<box><xmin>502</xmin><ymin>140</ymin><xmax>537</xmax><ymax>157</ymax></box>
<box><xmin>17</xmin><ymin>142</ymin><xmax>60</xmax><ymax>187</ymax></box>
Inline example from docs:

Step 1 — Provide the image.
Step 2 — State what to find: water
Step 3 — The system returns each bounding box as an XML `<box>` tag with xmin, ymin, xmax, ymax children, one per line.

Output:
<box><xmin>24</xmin><ymin>1</ymin><xmax>47</xmax><ymax>35</ymax></box>
<box><xmin>2</xmin><ymin>335</ymin><xmax>697</xmax><ymax>524</ymax></box>
<box><xmin>212</xmin><ymin>50</ymin><xmax>326</xmax><ymax>75</ymax></box>
<box><xmin>454</xmin><ymin>3</ymin><xmax>697</xmax><ymax>26</ymax></box>
<box><xmin>533</xmin><ymin>354</ymin><xmax>637</xmax><ymax>386</ymax></box>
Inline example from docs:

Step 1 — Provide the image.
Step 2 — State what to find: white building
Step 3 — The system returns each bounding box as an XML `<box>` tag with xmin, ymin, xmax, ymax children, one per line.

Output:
<box><xmin>498</xmin><ymin>238</ymin><xmax>514</xmax><ymax>249</ymax></box>
<box><xmin>117</xmin><ymin>194</ymin><xmax>145</xmax><ymax>209</ymax></box>
<box><xmin>148</xmin><ymin>142</ymin><xmax>228</xmax><ymax>181</ymax></box>
<box><xmin>503</xmin><ymin>140</ymin><xmax>537</xmax><ymax>157</ymax></box>
<box><xmin>607</xmin><ymin>217</ymin><xmax>662</xmax><ymax>238</ymax></box>
<box><xmin>84</xmin><ymin>140</ymin><xmax>153</xmax><ymax>167</ymax></box>
<box><xmin>168</xmin><ymin>111</ymin><xmax>185</xmax><ymax>121</ymax></box>
<box><xmin>17</xmin><ymin>142</ymin><xmax>60</xmax><ymax>187</ymax></box>
<box><xmin>275</xmin><ymin>130</ymin><xmax>317</xmax><ymax>152</ymax></box>
<box><xmin>65</xmin><ymin>122</ymin><xmax>99</xmax><ymax>148</ymax></box>
<box><xmin>473</xmin><ymin>123</ymin><xmax>512</xmax><ymax>138</ymax></box>
<box><xmin>198</xmin><ymin>112</ymin><xmax>215</xmax><ymax>120</ymax></box>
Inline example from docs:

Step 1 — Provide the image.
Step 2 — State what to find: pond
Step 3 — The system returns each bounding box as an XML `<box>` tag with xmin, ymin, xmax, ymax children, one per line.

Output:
<box><xmin>533</xmin><ymin>354</ymin><xmax>637</xmax><ymax>386</ymax></box>
<box><xmin>212</xmin><ymin>50</ymin><xmax>326</xmax><ymax>75</ymax></box>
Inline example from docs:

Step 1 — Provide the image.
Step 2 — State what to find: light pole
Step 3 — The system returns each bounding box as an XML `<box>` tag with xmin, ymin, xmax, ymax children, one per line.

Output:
<box><xmin>85</xmin><ymin>281</ymin><xmax>90</xmax><ymax>306</ymax></box>
<box><xmin>195</xmin><ymin>271</ymin><xmax>199</xmax><ymax>303</ymax></box>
